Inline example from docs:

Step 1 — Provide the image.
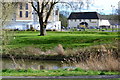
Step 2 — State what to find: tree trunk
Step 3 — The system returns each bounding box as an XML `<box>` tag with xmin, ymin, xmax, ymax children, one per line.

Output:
<box><xmin>39</xmin><ymin>18</ymin><xmax>45</xmax><ymax>36</ymax></box>
<box><xmin>40</xmin><ymin>25</ymin><xmax>44</xmax><ymax>36</ymax></box>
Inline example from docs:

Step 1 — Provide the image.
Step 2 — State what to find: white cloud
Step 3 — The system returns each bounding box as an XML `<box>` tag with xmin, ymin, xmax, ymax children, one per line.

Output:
<box><xmin>85</xmin><ymin>0</ymin><xmax>120</xmax><ymax>14</ymax></box>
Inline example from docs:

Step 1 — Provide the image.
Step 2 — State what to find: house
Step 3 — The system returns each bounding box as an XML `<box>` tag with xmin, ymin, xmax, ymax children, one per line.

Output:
<box><xmin>68</xmin><ymin>12</ymin><xmax>110</xmax><ymax>29</ymax></box>
<box><xmin>100</xmin><ymin>15</ymin><xmax>120</xmax><ymax>28</ymax></box>
<box><xmin>5</xmin><ymin>2</ymin><xmax>61</xmax><ymax>31</ymax></box>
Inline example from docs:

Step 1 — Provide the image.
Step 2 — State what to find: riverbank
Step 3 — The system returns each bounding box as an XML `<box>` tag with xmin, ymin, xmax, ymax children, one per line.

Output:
<box><xmin>2</xmin><ymin>31</ymin><xmax>120</xmax><ymax>71</ymax></box>
<box><xmin>2</xmin><ymin>31</ymin><xmax>119</xmax><ymax>60</ymax></box>
<box><xmin>2</xmin><ymin>42</ymin><xmax>120</xmax><ymax>71</ymax></box>
<box><xmin>2</xmin><ymin>68</ymin><xmax>120</xmax><ymax>76</ymax></box>
<box><xmin>2</xmin><ymin>42</ymin><xmax>119</xmax><ymax>61</ymax></box>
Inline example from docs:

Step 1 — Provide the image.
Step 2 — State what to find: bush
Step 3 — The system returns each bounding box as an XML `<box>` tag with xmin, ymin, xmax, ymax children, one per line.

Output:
<box><xmin>74</xmin><ymin>68</ymin><xmax>84</xmax><ymax>71</ymax></box>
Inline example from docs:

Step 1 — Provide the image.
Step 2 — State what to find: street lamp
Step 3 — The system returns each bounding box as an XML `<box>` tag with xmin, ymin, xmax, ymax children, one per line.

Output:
<box><xmin>111</xmin><ymin>5</ymin><xmax>115</xmax><ymax>15</ymax></box>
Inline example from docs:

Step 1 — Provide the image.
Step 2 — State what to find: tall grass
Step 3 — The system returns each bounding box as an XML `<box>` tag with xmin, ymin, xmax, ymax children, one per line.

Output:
<box><xmin>65</xmin><ymin>42</ymin><xmax>120</xmax><ymax>71</ymax></box>
<box><xmin>3</xmin><ymin>42</ymin><xmax>119</xmax><ymax>71</ymax></box>
<box><xmin>2</xmin><ymin>31</ymin><xmax>119</xmax><ymax>71</ymax></box>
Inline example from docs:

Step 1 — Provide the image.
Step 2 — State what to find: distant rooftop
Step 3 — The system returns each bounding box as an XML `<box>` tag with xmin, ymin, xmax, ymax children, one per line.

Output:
<box><xmin>68</xmin><ymin>12</ymin><xmax>102</xmax><ymax>19</ymax></box>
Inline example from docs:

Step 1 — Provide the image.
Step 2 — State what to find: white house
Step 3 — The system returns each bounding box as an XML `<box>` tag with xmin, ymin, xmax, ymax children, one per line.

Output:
<box><xmin>68</xmin><ymin>12</ymin><xmax>110</xmax><ymax>29</ymax></box>
<box><xmin>5</xmin><ymin>2</ymin><xmax>61</xmax><ymax>31</ymax></box>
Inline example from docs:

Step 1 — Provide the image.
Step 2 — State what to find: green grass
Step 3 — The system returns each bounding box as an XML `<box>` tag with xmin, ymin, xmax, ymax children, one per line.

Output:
<box><xmin>5</xmin><ymin>31</ymin><xmax>118</xmax><ymax>51</ymax></box>
<box><xmin>2</xmin><ymin>68</ymin><xmax>120</xmax><ymax>76</ymax></box>
<box><xmin>105</xmin><ymin>28</ymin><xmax>120</xmax><ymax>31</ymax></box>
<box><xmin>85</xmin><ymin>28</ymin><xmax>120</xmax><ymax>32</ymax></box>
<box><xmin>2</xmin><ymin>31</ymin><xmax>120</xmax><ymax>77</ymax></box>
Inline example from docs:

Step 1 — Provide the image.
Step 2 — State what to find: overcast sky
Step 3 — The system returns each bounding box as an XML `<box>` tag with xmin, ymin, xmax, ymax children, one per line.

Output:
<box><xmin>58</xmin><ymin>0</ymin><xmax>120</xmax><ymax>15</ymax></box>
<box><xmin>83</xmin><ymin>0</ymin><xmax>120</xmax><ymax>14</ymax></box>
<box><xmin>4</xmin><ymin>0</ymin><xmax>120</xmax><ymax>15</ymax></box>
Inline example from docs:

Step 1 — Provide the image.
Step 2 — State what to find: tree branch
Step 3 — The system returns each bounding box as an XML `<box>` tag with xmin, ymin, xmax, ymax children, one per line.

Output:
<box><xmin>31</xmin><ymin>2</ymin><xmax>38</xmax><ymax>13</ymax></box>
<box><xmin>44</xmin><ymin>2</ymin><xmax>55</xmax><ymax>24</ymax></box>
<box><xmin>44</xmin><ymin>2</ymin><xmax>49</xmax><ymax>7</ymax></box>
<box><xmin>37</xmin><ymin>2</ymin><xmax>40</xmax><ymax>13</ymax></box>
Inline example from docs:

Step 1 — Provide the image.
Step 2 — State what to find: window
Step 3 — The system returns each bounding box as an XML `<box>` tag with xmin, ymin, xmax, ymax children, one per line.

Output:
<box><xmin>30</xmin><ymin>25</ymin><xmax>33</xmax><ymax>27</ymax></box>
<box><xmin>55</xmin><ymin>10</ymin><xmax>58</xmax><ymax>15</ymax></box>
<box><xmin>26</xmin><ymin>25</ymin><xmax>29</xmax><ymax>29</ymax></box>
<box><xmin>26</xmin><ymin>3</ymin><xmax>28</xmax><ymax>10</ymax></box>
<box><xmin>30</xmin><ymin>25</ymin><xmax>33</xmax><ymax>30</ymax></box>
<box><xmin>26</xmin><ymin>11</ymin><xmax>28</xmax><ymax>18</ymax></box>
<box><xmin>20</xmin><ymin>11</ymin><xmax>22</xmax><ymax>17</ymax></box>
<box><xmin>20</xmin><ymin>3</ymin><xmax>22</xmax><ymax>9</ymax></box>
<box><xmin>89</xmin><ymin>19</ymin><xmax>91</xmax><ymax>22</ymax></box>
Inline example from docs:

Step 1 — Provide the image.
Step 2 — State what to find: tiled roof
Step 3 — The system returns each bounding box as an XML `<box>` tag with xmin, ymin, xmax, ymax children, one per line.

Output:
<box><xmin>68</xmin><ymin>12</ymin><xmax>101</xmax><ymax>19</ymax></box>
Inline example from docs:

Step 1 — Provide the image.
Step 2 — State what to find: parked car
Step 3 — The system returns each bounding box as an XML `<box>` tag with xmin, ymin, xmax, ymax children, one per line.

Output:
<box><xmin>88</xmin><ymin>26</ymin><xmax>97</xmax><ymax>29</ymax></box>
<box><xmin>96</xmin><ymin>27</ymin><xmax>100</xmax><ymax>29</ymax></box>
<box><xmin>77</xmin><ymin>27</ymin><xmax>85</xmax><ymax>31</ymax></box>
<box><xmin>99</xmin><ymin>25</ymin><xmax>110</xmax><ymax>29</ymax></box>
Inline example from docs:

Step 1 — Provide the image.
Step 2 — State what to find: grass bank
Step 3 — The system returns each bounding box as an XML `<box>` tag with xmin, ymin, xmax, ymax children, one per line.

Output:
<box><xmin>2</xmin><ymin>31</ymin><xmax>119</xmax><ymax>59</ymax></box>
<box><xmin>4</xmin><ymin>31</ymin><xmax>118</xmax><ymax>51</ymax></box>
<box><xmin>2</xmin><ymin>68</ymin><xmax>120</xmax><ymax>76</ymax></box>
<box><xmin>2</xmin><ymin>31</ymin><xmax>120</xmax><ymax>71</ymax></box>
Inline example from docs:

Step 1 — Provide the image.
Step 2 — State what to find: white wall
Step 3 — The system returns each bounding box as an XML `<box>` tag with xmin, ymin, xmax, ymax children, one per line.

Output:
<box><xmin>99</xmin><ymin>20</ymin><xmax>110</xmax><ymax>26</ymax></box>
<box><xmin>46</xmin><ymin>21</ymin><xmax>61</xmax><ymax>31</ymax></box>
<box><xmin>34</xmin><ymin>21</ymin><xmax>61</xmax><ymax>31</ymax></box>
<box><xmin>5</xmin><ymin>21</ymin><xmax>61</xmax><ymax>31</ymax></box>
<box><xmin>88</xmin><ymin>19</ymin><xmax>99</xmax><ymax>27</ymax></box>
<box><xmin>68</xmin><ymin>19</ymin><xmax>99</xmax><ymax>28</ymax></box>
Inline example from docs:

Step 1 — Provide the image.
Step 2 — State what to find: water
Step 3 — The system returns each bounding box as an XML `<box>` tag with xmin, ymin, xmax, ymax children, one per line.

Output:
<box><xmin>2</xmin><ymin>59</ymin><xmax>120</xmax><ymax>80</ymax></box>
<box><xmin>2</xmin><ymin>58</ymin><xmax>76</xmax><ymax>70</ymax></box>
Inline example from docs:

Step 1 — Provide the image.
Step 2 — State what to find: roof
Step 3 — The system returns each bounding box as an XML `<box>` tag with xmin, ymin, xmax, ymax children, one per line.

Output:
<box><xmin>109</xmin><ymin>20</ymin><xmax>119</xmax><ymax>25</ymax></box>
<box><xmin>100</xmin><ymin>15</ymin><xmax>120</xmax><ymax>25</ymax></box>
<box><xmin>68</xmin><ymin>12</ymin><xmax>101</xmax><ymax>19</ymax></box>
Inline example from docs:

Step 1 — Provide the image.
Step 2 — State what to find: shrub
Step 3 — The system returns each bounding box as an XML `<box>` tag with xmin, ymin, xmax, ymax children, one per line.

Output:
<box><xmin>54</xmin><ymin>44</ymin><xmax>64</xmax><ymax>55</ymax></box>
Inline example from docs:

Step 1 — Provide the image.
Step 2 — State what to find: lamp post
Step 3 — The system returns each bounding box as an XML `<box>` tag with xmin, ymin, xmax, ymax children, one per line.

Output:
<box><xmin>111</xmin><ymin>5</ymin><xmax>115</xmax><ymax>15</ymax></box>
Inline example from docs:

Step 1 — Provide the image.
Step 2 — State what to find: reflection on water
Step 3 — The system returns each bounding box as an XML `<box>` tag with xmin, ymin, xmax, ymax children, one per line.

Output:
<box><xmin>2</xmin><ymin>58</ymin><xmax>76</xmax><ymax>70</ymax></box>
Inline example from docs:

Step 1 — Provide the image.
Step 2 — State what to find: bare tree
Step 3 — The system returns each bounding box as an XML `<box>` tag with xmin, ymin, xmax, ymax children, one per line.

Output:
<box><xmin>30</xmin><ymin>0</ymin><xmax>59</xmax><ymax>36</ymax></box>
<box><xmin>30</xmin><ymin>0</ymin><xmax>93</xmax><ymax>36</ymax></box>
<box><xmin>0</xmin><ymin>2</ymin><xmax>18</xmax><ymax>27</ymax></box>
<box><xmin>0</xmin><ymin>2</ymin><xmax>18</xmax><ymax>46</ymax></box>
